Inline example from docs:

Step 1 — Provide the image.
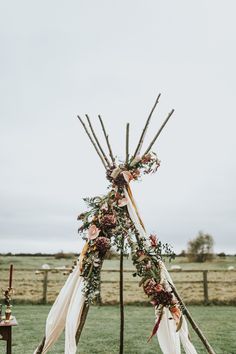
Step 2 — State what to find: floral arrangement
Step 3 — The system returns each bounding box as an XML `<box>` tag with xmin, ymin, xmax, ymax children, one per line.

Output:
<box><xmin>78</xmin><ymin>152</ymin><xmax>182</xmax><ymax>338</ymax></box>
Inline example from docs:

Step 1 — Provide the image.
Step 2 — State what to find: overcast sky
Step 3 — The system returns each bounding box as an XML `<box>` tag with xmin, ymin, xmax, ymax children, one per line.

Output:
<box><xmin>0</xmin><ymin>1</ymin><xmax>235</xmax><ymax>254</ymax></box>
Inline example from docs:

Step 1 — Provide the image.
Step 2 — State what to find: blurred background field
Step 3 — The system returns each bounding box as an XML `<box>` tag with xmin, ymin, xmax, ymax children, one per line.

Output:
<box><xmin>8</xmin><ymin>304</ymin><xmax>236</xmax><ymax>354</ymax></box>
<box><xmin>1</xmin><ymin>255</ymin><xmax>235</xmax><ymax>305</ymax></box>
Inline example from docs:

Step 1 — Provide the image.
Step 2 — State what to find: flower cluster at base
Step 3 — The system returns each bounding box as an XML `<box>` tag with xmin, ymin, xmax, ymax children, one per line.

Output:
<box><xmin>132</xmin><ymin>234</ymin><xmax>182</xmax><ymax>339</ymax></box>
<box><xmin>77</xmin><ymin>152</ymin><xmax>182</xmax><ymax>335</ymax></box>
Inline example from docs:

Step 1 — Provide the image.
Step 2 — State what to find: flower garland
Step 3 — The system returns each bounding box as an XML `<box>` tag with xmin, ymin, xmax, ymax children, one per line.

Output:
<box><xmin>77</xmin><ymin>152</ymin><xmax>182</xmax><ymax>338</ymax></box>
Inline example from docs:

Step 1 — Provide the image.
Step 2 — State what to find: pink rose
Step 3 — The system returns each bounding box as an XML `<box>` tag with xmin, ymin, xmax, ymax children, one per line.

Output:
<box><xmin>122</xmin><ymin>171</ymin><xmax>133</xmax><ymax>183</ymax></box>
<box><xmin>88</xmin><ymin>224</ymin><xmax>100</xmax><ymax>240</ymax></box>
<box><xmin>118</xmin><ymin>197</ymin><xmax>128</xmax><ymax>207</ymax></box>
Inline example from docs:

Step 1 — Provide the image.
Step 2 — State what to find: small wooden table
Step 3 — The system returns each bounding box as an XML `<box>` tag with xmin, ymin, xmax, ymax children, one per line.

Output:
<box><xmin>0</xmin><ymin>317</ymin><xmax>17</xmax><ymax>354</ymax></box>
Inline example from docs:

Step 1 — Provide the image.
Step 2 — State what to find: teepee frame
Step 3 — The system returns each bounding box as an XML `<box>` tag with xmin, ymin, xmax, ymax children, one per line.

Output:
<box><xmin>36</xmin><ymin>95</ymin><xmax>216</xmax><ymax>354</ymax></box>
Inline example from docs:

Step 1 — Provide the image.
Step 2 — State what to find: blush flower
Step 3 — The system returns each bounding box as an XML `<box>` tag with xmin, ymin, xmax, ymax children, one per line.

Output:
<box><xmin>118</xmin><ymin>197</ymin><xmax>128</xmax><ymax>207</ymax></box>
<box><xmin>88</xmin><ymin>224</ymin><xmax>100</xmax><ymax>240</ymax></box>
<box><xmin>122</xmin><ymin>171</ymin><xmax>134</xmax><ymax>183</ymax></box>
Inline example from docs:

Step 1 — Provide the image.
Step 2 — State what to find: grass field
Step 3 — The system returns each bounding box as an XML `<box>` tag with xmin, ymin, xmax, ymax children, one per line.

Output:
<box><xmin>5</xmin><ymin>305</ymin><xmax>236</xmax><ymax>354</ymax></box>
<box><xmin>0</xmin><ymin>255</ymin><xmax>236</xmax><ymax>304</ymax></box>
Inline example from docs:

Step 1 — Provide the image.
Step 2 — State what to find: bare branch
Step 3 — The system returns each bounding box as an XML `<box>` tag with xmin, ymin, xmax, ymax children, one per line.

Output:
<box><xmin>133</xmin><ymin>93</ymin><xmax>161</xmax><ymax>158</ymax></box>
<box><xmin>76</xmin><ymin>304</ymin><xmax>90</xmax><ymax>344</ymax></box>
<box><xmin>143</xmin><ymin>109</ymin><xmax>174</xmax><ymax>155</ymax></box>
<box><xmin>98</xmin><ymin>115</ymin><xmax>116</xmax><ymax>165</ymax></box>
<box><xmin>77</xmin><ymin>115</ymin><xmax>107</xmax><ymax>169</ymax></box>
<box><xmin>85</xmin><ymin>114</ymin><xmax>111</xmax><ymax>167</ymax></box>
<box><xmin>126</xmin><ymin>123</ymin><xmax>130</xmax><ymax>165</ymax></box>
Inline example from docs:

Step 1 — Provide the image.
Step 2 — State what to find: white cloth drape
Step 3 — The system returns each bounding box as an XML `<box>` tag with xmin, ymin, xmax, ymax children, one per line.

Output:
<box><xmin>157</xmin><ymin>308</ymin><xmax>181</xmax><ymax>354</ymax></box>
<box><xmin>124</xmin><ymin>186</ymin><xmax>198</xmax><ymax>354</ymax></box>
<box><xmin>34</xmin><ymin>183</ymin><xmax>198</xmax><ymax>354</ymax></box>
<box><xmin>33</xmin><ymin>261</ymin><xmax>85</xmax><ymax>354</ymax></box>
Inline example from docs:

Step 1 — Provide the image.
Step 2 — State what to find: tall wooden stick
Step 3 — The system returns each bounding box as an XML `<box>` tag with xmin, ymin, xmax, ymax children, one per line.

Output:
<box><xmin>119</xmin><ymin>236</ymin><xmax>125</xmax><ymax>354</ymax></box>
<box><xmin>143</xmin><ymin>109</ymin><xmax>175</xmax><ymax>155</ymax></box>
<box><xmin>168</xmin><ymin>281</ymin><xmax>216</xmax><ymax>354</ymax></box>
<box><xmin>133</xmin><ymin>93</ymin><xmax>161</xmax><ymax>158</ymax></box>
<box><xmin>77</xmin><ymin>115</ymin><xmax>107</xmax><ymax>169</ymax></box>
<box><xmin>85</xmin><ymin>115</ymin><xmax>111</xmax><ymax>167</ymax></box>
<box><xmin>98</xmin><ymin>115</ymin><xmax>116</xmax><ymax>165</ymax></box>
<box><xmin>126</xmin><ymin>123</ymin><xmax>130</xmax><ymax>165</ymax></box>
<box><xmin>35</xmin><ymin>337</ymin><xmax>46</xmax><ymax>354</ymax></box>
<box><xmin>75</xmin><ymin>303</ymin><xmax>90</xmax><ymax>344</ymax></box>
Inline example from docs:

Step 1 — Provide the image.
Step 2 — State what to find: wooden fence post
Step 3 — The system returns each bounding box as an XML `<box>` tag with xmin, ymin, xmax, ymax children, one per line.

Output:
<box><xmin>203</xmin><ymin>270</ymin><xmax>209</xmax><ymax>304</ymax></box>
<box><xmin>42</xmin><ymin>270</ymin><xmax>48</xmax><ymax>304</ymax></box>
<box><xmin>97</xmin><ymin>281</ymin><xmax>102</xmax><ymax>305</ymax></box>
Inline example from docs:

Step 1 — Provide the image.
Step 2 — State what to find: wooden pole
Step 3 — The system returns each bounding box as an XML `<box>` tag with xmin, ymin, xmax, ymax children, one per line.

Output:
<box><xmin>98</xmin><ymin>115</ymin><xmax>116</xmax><ymax>165</ymax></box>
<box><xmin>119</xmin><ymin>236</ymin><xmax>125</xmax><ymax>354</ymax></box>
<box><xmin>85</xmin><ymin>114</ymin><xmax>112</xmax><ymax>167</ymax></box>
<box><xmin>75</xmin><ymin>304</ymin><xmax>90</xmax><ymax>344</ymax></box>
<box><xmin>126</xmin><ymin>123</ymin><xmax>130</xmax><ymax>166</ymax></box>
<box><xmin>168</xmin><ymin>281</ymin><xmax>216</xmax><ymax>354</ymax></box>
<box><xmin>203</xmin><ymin>270</ymin><xmax>209</xmax><ymax>305</ymax></box>
<box><xmin>77</xmin><ymin>115</ymin><xmax>108</xmax><ymax>169</ymax></box>
<box><xmin>35</xmin><ymin>337</ymin><xmax>46</xmax><ymax>354</ymax></box>
<box><xmin>143</xmin><ymin>109</ymin><xmax>174</xmax><ymax>155</ymax></box>
<box><xmin>133</xmin><ymin>93</ymin><xmax>161</xmax><ymax>158</ymax></box>
<box><xmin>42</xmin><ymin>270</ymin><xmax>48</xmax><ymax>304</ymax></box>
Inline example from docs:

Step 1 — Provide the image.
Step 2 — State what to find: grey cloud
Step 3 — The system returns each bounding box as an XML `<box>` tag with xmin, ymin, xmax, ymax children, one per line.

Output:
<box><xmin>0</xmin><ymin>0</ymin><xmax>235</xmax><ymax>254</ymax></box>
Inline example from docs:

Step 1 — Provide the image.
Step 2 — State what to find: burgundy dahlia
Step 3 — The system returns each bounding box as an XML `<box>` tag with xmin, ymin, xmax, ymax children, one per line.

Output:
<box><xmin>143</xmin><ymin>279</ymin><xmax>156</xmax><ymax>296</ymax></box>
<box><xmin>95</xmin><ymin>236</ymin><xmax>111</xmax><ymax>255</ymax></box>
<box><xmin>101</xmin><ymin>213</ymin><xmax>117</xmax><ymax>228</ymax></box>
<box><xmin>149</xmin><ymin>234</ymin><xmax>158</xmax><ymax>248</ymax></box>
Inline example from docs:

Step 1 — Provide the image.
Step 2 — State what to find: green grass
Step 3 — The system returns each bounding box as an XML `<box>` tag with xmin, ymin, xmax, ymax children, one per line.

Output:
<box><xmin>6</xmin><ymin>305</ymin><xmax>236</xmax><ymax>354</ymax></box>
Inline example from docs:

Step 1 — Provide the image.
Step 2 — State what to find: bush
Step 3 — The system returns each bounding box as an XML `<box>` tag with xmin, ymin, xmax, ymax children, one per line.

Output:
<box><xmin>54</xmin><ymin>251</ymin><xmax>75</xmax><ymax>259</ymax></box>
<box><xmin>217</xmin><ymin>252</ymin><xmax>226</xmax><ymax>258</ymax></box>
<box><xmin>187</xmin><ymin>231</ymin><xmax>214</xmax><ymax>262</ymax></box>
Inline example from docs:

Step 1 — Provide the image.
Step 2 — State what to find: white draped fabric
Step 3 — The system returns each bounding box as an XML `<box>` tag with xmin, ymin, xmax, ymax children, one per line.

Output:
<box><xmin>34</xmin><ymin>183</ymin><xmax>197</xmax><ymax>354</ymax></box>
<box><xmin>157</xmin><ymin>308</ymin><xmax>181</xmax><ymax>354</ymax></box>
<box><xmin>124</xmin><ymin>186</ymin><xmax>198</xmax><ymax>354</ymax></box>
<box><xmin>33</xmin><ymin>260</ymin><xmax>85</xmax><ymax>354</ymax></box>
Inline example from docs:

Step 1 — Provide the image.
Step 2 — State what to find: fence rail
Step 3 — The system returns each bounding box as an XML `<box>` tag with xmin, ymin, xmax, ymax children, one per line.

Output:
<box><xmin>1</xmin><ymin>268</ymin><xmax>236</xmax><ymax>305</ymax></box>
<box><xmin>38</xmin><ymin>268</ymin><xmax>236</xmax><ymax>305</ymax></box>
